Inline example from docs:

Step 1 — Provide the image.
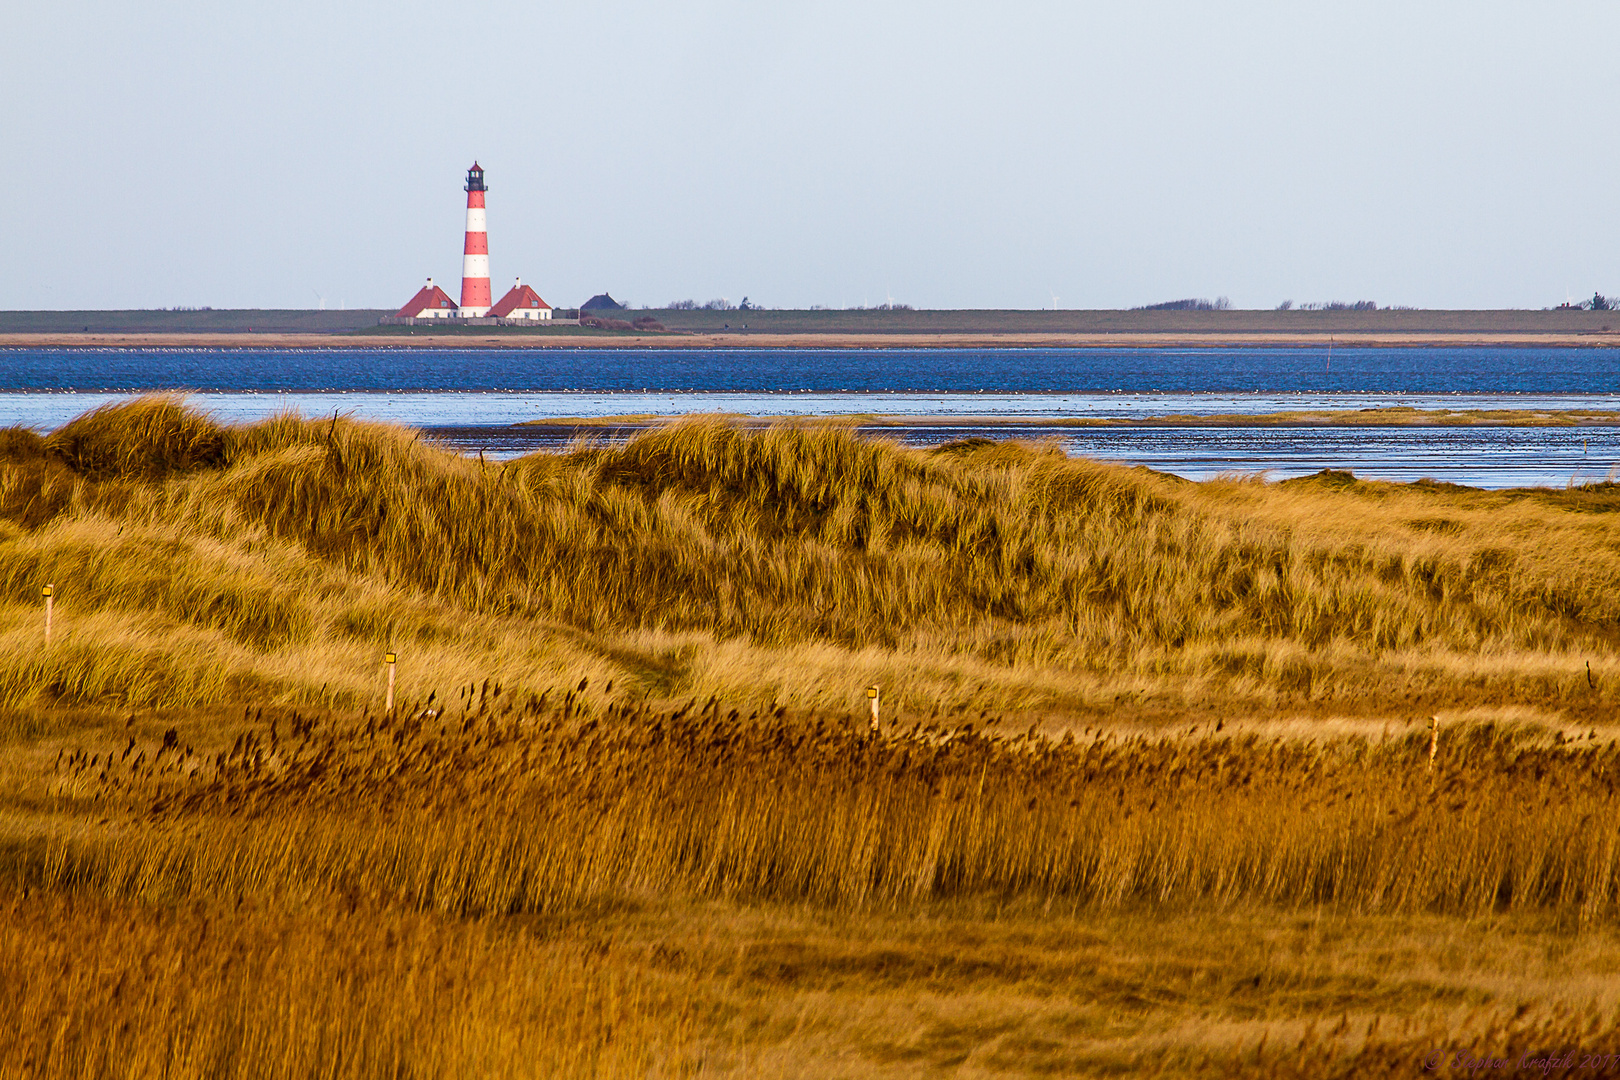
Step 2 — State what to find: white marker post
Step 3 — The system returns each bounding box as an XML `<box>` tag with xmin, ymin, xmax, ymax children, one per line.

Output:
<box><xmin>1428</xmin><ymin>715</ymin><xmax>1440</xmax><ymax>774</ymax></box>
<box><xmin>385</xmin><ymin>652</ymin><xmax>397</xmax><ymax>714</ymax></box>
<box><xmin>42</xmin><ymin>584</ymin><xmax>53</xmax><ymax>645</ymax></box>
<box><xmin>867</xmin><ymin>684</ymin><xmax>880</xmax><ymax>734</ymax></box>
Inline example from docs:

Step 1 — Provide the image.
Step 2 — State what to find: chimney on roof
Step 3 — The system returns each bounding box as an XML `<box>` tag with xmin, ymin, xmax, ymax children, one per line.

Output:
<box><xmin>515</xmin><ymin>277</ymin><xmax>521</xmax><ymax>287</ymax></box>
<box><xmin>427</xmin><ymin>278</ymin><xmax>434</xmax><ymax>287</ymax></box>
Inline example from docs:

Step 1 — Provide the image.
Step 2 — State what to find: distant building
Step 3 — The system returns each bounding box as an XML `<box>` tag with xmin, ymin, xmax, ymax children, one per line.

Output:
<box><xmin>489</xmin><ymin>278</ymin><xmax>552</xmax><ymax>321</ymax></box>
<box><xmin>581</xmin><ymin>293</ymin><xmax>624</xmax><ymax>311</ymax></box>
<box><xmin>396</xmin><ymin>279</ymin><xmax>459</xmax><ymax>319</ymax></box>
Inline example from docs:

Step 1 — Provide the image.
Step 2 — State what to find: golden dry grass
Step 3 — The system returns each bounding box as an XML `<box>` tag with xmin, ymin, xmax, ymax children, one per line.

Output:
<box><xmin>7</xmin><ymin>397</ymin><xmax>1620</xmax><ymax>1077</ymax></box>
<box><xmin>5</xmin><ymin>395</ymin><xmax>1620</xmax><ymax>718</ymax></box>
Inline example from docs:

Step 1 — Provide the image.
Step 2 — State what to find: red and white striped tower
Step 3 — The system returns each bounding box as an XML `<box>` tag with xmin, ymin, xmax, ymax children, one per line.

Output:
<box><xmin>459</xmin><ymin>162</ymin><xmax>492</xmax><ymax>317</ymax></box>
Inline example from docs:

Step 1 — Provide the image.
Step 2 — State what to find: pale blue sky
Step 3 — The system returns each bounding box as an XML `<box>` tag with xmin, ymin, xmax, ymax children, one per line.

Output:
<box><xmin>1</xmin><ymin>1</ymin><xmax>1615</xmax><ymax>310</ymax></box>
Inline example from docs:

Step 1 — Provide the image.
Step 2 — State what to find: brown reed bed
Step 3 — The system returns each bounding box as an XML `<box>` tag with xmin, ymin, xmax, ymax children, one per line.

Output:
<box><xmin>11</xmin><ymin>696</ymin><xmax>1620</xmax><ymax>1077</ymax></box>
<box><xmin>0</xmin><ymin>887</ymin><xmax>695</xmax><ymax>1079</ymax></box>
<box><xmin>33</xmin><ymin>694</ymin><xmax>1620</xmax><ymax>922</ymax></box>
<box><xmin>10</xmin><ymin>880</ymin><xmax>1620</xmax><ymax>1079</ymax></box>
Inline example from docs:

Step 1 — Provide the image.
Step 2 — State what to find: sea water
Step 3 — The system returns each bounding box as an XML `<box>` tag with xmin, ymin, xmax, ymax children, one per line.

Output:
<box><xmin>2</xmin><ymin>345</ymin><xmax>1618</xmax><ymax>487</ymax></box>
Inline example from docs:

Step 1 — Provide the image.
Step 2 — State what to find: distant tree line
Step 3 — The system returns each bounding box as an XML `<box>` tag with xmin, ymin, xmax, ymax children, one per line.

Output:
<box><xmin>1133</xmin><ymin>297</ymin><xmax>1231</xmax><ymax>311</ymax></box>
<box><xmin>1555</xmin><ymin>292</ymin><xmax>1614</xmax><ymax>312</ymax></box>
<box><xmin>1275</xmin><ymin>300</ymin><xmax>1378</xmax><ymax>311</ymax></box>
<box><xmin>665</xmin><ymin>298</ymin><xmax>741</xmax><ymax>311</ymax></box>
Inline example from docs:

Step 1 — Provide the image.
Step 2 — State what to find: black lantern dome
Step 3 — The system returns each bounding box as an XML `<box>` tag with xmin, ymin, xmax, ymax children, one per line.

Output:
<box><xmin>465</xmin><ymin>163</ymin><xmax>486</xmax><ymax>192</ymax></box>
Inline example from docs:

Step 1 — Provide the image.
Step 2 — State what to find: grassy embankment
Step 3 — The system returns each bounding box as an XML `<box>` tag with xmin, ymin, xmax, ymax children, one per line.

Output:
<box><xmin>6</xmin><ymin>398</ymin><xmax>1620</xmax><ymax>1077</ymax></box>
<box><xmin>636</xmin><ymin>305</ymin><xmax>1620</xmax><ymax>337</ymax></box>
<box><xmin>5</xmin><ymin>305</ymin><xmax>1618</xmax><ymax>338</ymax></box>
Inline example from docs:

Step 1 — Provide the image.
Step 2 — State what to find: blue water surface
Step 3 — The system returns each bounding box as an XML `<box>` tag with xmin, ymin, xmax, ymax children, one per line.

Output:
<box><xmin>1</xmin><ymin>345</ymin><xmax>1617</xmax><ymax>395</ymax></box>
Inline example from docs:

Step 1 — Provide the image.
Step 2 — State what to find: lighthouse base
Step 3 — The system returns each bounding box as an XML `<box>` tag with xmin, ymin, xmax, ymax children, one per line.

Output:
<box><xmin>378</xmin><ymin>316</ymin><xmax>572</xmax><ymax>329</ymax></box>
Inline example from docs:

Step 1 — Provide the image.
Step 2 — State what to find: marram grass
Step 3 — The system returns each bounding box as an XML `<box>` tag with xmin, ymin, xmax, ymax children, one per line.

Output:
<box><xmin>3</xmin><ymin>396</ymin><xmax>1620</xmax><ymax>715</ymax></box>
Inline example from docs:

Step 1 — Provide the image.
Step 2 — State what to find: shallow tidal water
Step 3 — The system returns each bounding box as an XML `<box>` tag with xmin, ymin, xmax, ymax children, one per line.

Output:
<box><xmin>3</xmin><ymin>345</ymin><xmax>1618</xmax><ymax>487</ymax></box>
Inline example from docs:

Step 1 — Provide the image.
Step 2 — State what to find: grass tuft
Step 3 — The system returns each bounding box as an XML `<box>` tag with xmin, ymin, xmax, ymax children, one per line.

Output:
<box><xmin>42</xmin><ymin>394</ymin><xmax>227</xmax><ymax>479</ymax></box>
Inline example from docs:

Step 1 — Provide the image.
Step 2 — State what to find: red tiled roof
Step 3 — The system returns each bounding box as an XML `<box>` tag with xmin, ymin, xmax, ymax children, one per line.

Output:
<box><xmin>488</xmin><ymin>283</ymin><xmax>551</xmax><ymax>317</ymax></box>
<box><xmin>396</xmin><ymin>283</ymin><xmax>459</xmax><ymax>317</ymax></box>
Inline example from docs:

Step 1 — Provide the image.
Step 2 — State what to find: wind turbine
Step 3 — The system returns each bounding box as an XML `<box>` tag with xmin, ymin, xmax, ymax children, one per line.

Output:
<box><xmin>310</xmin><ymin>288</ymin><xmax>326</xmax><ymax>312</ymax></box>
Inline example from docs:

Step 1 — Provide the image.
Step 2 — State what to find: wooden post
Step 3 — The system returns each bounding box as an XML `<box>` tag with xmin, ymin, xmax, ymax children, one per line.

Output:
<box><xmin>866</xmin><ymin>685</ymin><xmax>880</xmax><ymax>734</ymax></box>
<box><xmin>385</xmin><ymin>652</ymin><xmax>397</xmax><ymax>714</ymax></box>
<box><xmin>1428</xmin><ymin>715</ymin><xmax>1440</xmax><ymax>773</ymax></box>
<box><xmin>42</xmin><ymin>584</ymin><xmax>53</xmax><ymax>645</ymax></box>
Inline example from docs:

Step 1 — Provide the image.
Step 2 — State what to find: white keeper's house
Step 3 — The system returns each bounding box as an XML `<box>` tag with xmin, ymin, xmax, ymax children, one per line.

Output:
<box><xmin>488</xmin><ymin>279</ymin><xmax>552</xmax><ymax>321</ymax></box>
<box><xmin>396</xmin><ymin>279</ymin><xmax>459</xmax><ymax>319</ymax></box>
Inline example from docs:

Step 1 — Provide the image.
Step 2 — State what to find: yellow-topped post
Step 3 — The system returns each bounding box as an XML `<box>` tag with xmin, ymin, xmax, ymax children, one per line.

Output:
<box><xmin>42</xmin><ymin>585</ymin><xmax>53</xmax><ymax>645</ymax></box>
<box><xmin>385</xmin><ymin>652</ymin><xmax>397</xmax><ymax>713</ymax></box>
<box><xmin>866</xmin><ymin>684</ymin><xmax>880</xmax><ymax>734</ymax></box>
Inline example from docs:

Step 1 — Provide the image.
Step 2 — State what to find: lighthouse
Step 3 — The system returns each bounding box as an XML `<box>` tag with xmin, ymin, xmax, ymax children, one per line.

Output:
<box><xmin>393</xmin><ymin>161</ymin><xmax>556</xmax><ymax>327</ymax></box>
<box><xmin>459</xmin><ymin>162</ymin><xmax>492</xmax><ymax>316</ymax></box>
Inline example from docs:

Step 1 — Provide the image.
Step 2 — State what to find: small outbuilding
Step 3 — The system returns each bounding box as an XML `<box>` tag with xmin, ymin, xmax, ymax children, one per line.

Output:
<box><xmin>581</xmin><ymin>293</ymin><xmax>624</xmax><ymax>311</ymax></box>
<box><xmin>489</xmin><ymin>279</ymin><xmax>553</xmax><ymax>321</ymax></box>
<box><xmin>396</xmin><ymin>279</ymin><xmax>459</xmax><ymax>319</ymax></box>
